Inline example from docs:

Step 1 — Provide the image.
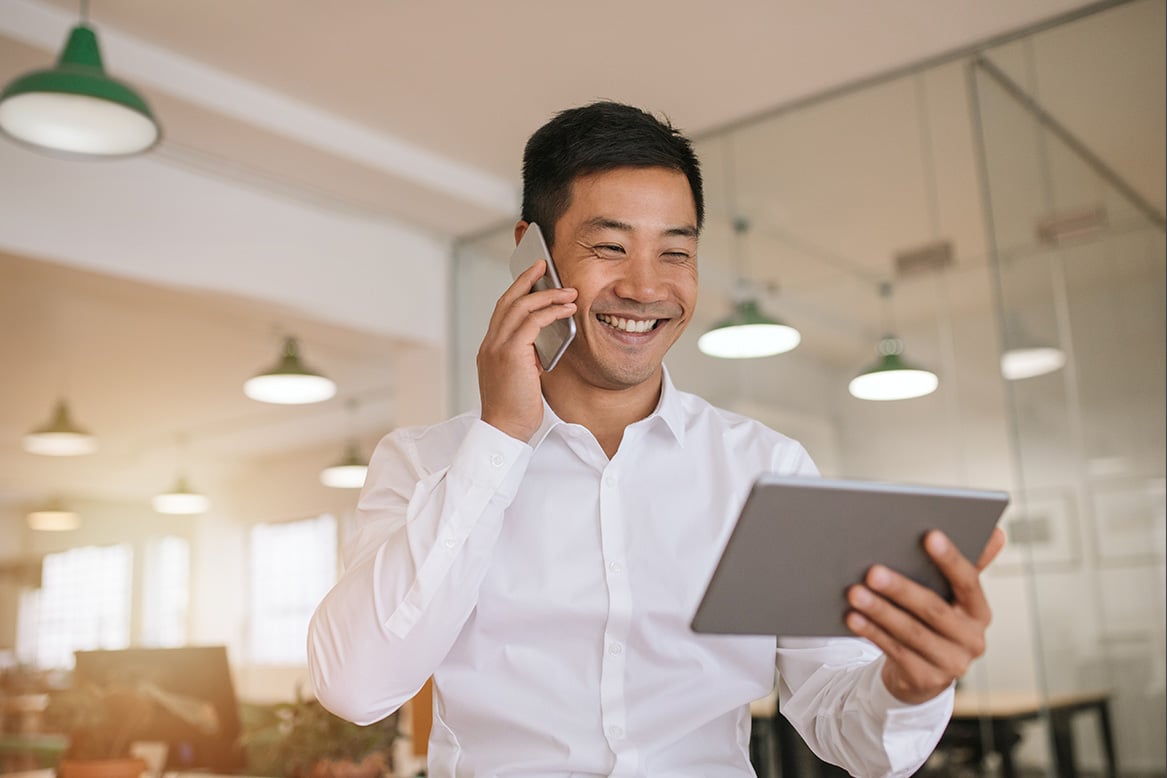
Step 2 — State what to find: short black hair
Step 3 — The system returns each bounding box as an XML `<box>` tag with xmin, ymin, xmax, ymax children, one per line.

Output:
<box><xmin>521</xmin><ymin>101</ymin><xmax>704</xmax><ymax>245</ymax></box>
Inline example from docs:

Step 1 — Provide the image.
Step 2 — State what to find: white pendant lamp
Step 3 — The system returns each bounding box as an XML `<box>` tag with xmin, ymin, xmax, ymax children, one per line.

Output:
<box><xmin>321</xmin><ymin>398</ymin><xmax>369</xmax><ymax>488</ymax></box>
<box><xmin>1001</xmin><ymin>345</ymin><xmax>1066</xmax><ymax>380</ymax></box>
<box><xmin>1000</xmin><ymin>315</ymin><xmax>1066</xmax><ymax>381</ymax></box>
<box><xmin>153</xmin><ymin>475</ymin><xmax>211</xmax><ymax>515</ymax></box>
<box><xmin>244</xmin><ymin>336</ymin><xmax>337</xmax><ymax>405</ymax></box>
<box><xmin>23</xmin><ymin>398</ymin><xmax>98</xmax><ymax>456</ymax></box>
<box><xmin>699</xmin><ymin>218</ymin><xmax>800</xmax><ymax>359</ymax></box>
<box><xmin>849</xmin><ymin>335</ymin><xmax>940</xmax><ymax>401</ymax></box>
<box><xmin>0</xmin><ymin>5</ymin><xmax>161</xmax><ymax>158</ymax></box>
<box><xmin>698</xmin><ymin>299</ymin><xmax>801</xmax><ymax>358</ymax></box>
<box><xmin>27</xmin><ymin>498</ymin><xmax>81</xmax><ymax>531</ymax></box>
<box><xmin>849</xmin><ymin>281</ymin><xmax>939</xmax><ymax>401</ymax></box>
<box><xmin>320</xmin><ymin>442</ymin><xmax>369</xmax><ymax>489</ymax></box>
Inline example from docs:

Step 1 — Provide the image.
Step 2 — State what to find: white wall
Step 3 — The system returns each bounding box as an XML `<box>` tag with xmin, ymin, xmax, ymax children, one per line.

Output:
<box><xmin>0</xmin><ymin>141</ymin><xmax>451</xmax><ymax>347</ymax></box>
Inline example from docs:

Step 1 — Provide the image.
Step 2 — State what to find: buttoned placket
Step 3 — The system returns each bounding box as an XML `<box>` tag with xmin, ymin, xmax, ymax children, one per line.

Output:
<box><xmin>602</xmin><ymin>428</ymin><xmax>647</xmax><ymax>776</ymax></box>
<box><xmin>557</xmin><ymin>423</ymin><xmax>639</xmax><ymax>773</ymax></box>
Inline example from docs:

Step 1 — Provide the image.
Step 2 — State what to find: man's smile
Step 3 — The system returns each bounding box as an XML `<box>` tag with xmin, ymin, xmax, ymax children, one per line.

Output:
<box><xmin>595</xmin><ymin>313</ymin><xmax>665</xmax><ymax>334</ymax></box>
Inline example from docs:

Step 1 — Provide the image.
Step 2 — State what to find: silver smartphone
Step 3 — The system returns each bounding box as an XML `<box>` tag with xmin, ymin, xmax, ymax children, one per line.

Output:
<box><xmin>508</xmin><ymin>223</ymin><xmax>576</xmax><ymax>371</ymax></box>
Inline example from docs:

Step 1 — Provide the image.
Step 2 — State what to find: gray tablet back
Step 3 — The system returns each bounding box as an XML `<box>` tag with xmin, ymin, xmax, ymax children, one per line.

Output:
<box><xmin>690</xmin><ymin>475</ymin><xmax>1008</xmax><ymax>638</ymax></box>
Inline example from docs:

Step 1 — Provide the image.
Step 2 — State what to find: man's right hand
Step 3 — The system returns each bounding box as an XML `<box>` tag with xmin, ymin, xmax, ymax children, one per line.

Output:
<box><xmin>477</xmin><ymin>259</ymin><xmax>577</xmax><ymax>443</ymax></box>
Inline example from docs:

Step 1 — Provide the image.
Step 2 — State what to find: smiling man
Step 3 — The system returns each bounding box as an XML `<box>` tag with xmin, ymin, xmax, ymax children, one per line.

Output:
<box><xmin>308</xmin><ymin>102</ymin><xmax>1004</xmax><ymax>777</ymax></box>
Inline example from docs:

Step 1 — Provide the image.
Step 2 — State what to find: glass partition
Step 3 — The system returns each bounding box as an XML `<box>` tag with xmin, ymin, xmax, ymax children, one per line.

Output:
<box><xmin>451</xmin><ymin>2</ymin><xmax>1165</xmax><ymax>774</ymax></box>
<box><xmin>971</xmin><ymin>9</ymin><xmax>1166</xmax><ymax>773</ymax></box>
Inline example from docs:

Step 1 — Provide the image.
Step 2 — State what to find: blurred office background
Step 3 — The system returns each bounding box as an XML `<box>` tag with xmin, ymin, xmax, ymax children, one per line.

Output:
<box><xmin>0</xmin><ymin>1</ymin><xmax>1163</xmax><ymax>775</ymax></box>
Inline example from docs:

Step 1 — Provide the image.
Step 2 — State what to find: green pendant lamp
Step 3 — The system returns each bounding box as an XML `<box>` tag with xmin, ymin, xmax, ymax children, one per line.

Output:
<box><xmin>849</xmin><ymin>335</ymin><xmax>939</xmax><ymax>401</ymax></box>
<box><xmin>27</xmin><ymin>497</ymin><xmax>81</xmax><ymax>531</ymax></box>
<box><xmin>0</xmin><ymin>10</ymin><xmax>161</xmax><ymax>157</ymax></box>
<box><xmin>320</xmin><ymin>442</ymin><xmax>369</xmax><ymax>489</ymax></box>
<box><xmin>698</xmin><ymin>217</ymin><xmax>800</xmax><ymax>359</ymax></box>
<box><xmin>152</xmin><ymin>475</ymin><xmax>211</xmax><ymax>515</ymax></box>
<box><xmin>23</xmin><ymin>398</ymin><xmax>98</xmax><ymax>455</ymax></box>
<box><xmin>244</xmin><ymin>336</ymin><xmax>337</xmax><ymax>405</ymax></box>
<box><xmin>849</xmin><ymin>282</ymin><xmax>938</xmax><ymax>401</ymax></box>
<box><xmin>698</xmin><ymin>298</ymin><xmax>801</xmax><ymax>359</ymax></box>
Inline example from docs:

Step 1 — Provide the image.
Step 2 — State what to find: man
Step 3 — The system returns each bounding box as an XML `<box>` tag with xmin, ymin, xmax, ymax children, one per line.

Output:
<box><xmin>308</xmin><ymin>101</ymin><xmax>1005</xmax><ymax>777</ymax></box>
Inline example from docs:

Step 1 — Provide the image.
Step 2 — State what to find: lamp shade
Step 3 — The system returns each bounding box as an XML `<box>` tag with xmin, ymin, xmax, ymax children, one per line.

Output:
<box><xmin>0</xmin><ymin>24</ymin><xmax>160</xmax><ymax>157</ymax></box>
<box><xmin>152</xmin><ymin>476</ymin><xmax>211</xmax><ymax>515</ymax></box>
<box><xmin>244</xmin><ymin>337</ymin><xmax>337</xmax><ymax>405</ymax></box>
<box><xmin>23</xmin><ymin>399</ymin><xmax>98</xmax><ymax>456</ymax></box>
<box><xmin>27</xmin><ymin>499</ymin><xmax>80</xmax><ymax>531</ymax></box>
<box><xmin>320</xmin><ymin>443</ymin><xmax>369</xmax><ymax>489</ymax></box>
<box><xmin>1001</xmin><ymin>345</ymin><xmax>1066</xmax><ymax>380</ymax></box>
<box><xmin>698</xmin><ymin>300</ymin><xmax>801</xmax><ymax>359</ymax></box>
<box><xmin>849</xmin><ymin>336</ymin><xmax>939</xmax><ymax>401</ymax></box>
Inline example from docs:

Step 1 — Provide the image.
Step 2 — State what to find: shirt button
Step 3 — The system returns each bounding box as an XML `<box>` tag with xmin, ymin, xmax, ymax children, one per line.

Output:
<box><xmin>489</xmin><ymin>453</ymin><xmax>504</xmax><ymax>468</ymax></box>
<box><xmin>608</xmin><ymin>561</ymin><xmax>624</xmax><ymax>575</ymax></box>
<box><xmin>608</xmin><ymin>642</ymin><xmax>623</xmax><ymax>656</ymax></box>
<box><xmin>443</xmin><ymin>536</ymin><xmax>457</xmax><ymax>548</ymax></box>
<box><xmin>604</xmin><ymin>473</ymin><xmax>617</xmax><ymax>488</ymax></box>
<box><xmin>608</xmin><ymin>725</ymin><xmax>624</xmax><ymax>739</ymax></box>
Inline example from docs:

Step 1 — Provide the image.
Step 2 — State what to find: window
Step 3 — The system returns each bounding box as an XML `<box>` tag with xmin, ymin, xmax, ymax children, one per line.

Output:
<box><xmin>16</xmin><ymin>544</ymin><xmax>133</xmax><ymax>669</ymax></box>
<box><xmin>248</xmin><ymin>514</ymin><xmax>337</xmax><ymax>664</ymax></box>
<box><xmin>140</xmin><ymin>535</ymin><xmax>191</xmax><ymax>647</ymax></box>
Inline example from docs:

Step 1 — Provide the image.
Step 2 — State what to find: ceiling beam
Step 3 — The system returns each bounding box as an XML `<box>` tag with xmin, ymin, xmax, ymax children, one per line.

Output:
<box><xmin>0</xmin><ymin>0</ymin><xmax>520</xmax><ymax>217</ymax></box>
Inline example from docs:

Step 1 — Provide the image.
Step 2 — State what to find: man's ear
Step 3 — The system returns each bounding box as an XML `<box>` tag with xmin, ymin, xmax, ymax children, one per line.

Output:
<box><xmin>514</xmin><ymin>221</ymin><xmax>529</xmax><ymax>246</ymax></box>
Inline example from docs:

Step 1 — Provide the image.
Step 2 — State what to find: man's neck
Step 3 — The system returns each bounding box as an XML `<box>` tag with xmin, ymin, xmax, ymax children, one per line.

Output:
<box><xmin>541</xmin><ymin>369</ymin><xmax>663</xmax><ymax>459</ymax></box>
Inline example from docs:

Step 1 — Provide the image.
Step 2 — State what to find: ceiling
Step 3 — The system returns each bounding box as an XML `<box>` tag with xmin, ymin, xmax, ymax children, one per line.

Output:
<box><xmin>0</xmin><ymin>0</ymin><xmax>1162</xmax><ymax>516</ymax></box>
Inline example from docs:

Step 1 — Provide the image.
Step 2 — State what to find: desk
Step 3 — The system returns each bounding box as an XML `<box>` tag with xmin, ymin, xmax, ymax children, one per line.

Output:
<box><xmin>950</xmin><ymin>689</ymin><xmax>1116</xmax><ymax>778</ymax></box>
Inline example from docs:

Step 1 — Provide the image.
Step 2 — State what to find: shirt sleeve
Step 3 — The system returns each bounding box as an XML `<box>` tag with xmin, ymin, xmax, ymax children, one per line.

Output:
<box><xmin>776</xmin><ymin>638</ymin><xmax>953</xmax><ymax>777</ymax></box>
<box><xmin>307</xmin><ymin>419</ymin><xmax>531</xmax><ymax>725</ymax></box>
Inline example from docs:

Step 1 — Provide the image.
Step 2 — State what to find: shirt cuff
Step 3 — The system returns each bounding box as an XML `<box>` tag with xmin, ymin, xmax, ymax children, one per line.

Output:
<box><xmin>451</xmin><ymin>419</ymin><xmax>532</xmax><ymax>501</ymax></box>
<box><xmin>863</xmin><ymin>656</ymin><xmax>954</xmax><ymax>773</ymax></box>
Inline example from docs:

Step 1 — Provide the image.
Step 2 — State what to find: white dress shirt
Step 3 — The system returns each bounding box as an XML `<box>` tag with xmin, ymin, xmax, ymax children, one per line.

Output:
<box><xmin>308</xmin><ymin>369</ymin><xmax>952</xmax><ymax>777</ymax></box>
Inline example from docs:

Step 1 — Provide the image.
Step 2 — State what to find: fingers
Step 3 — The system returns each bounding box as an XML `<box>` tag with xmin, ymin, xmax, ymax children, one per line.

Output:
<box><xmin>924</xmin><ymin>531</ymin><xmax>991</xmax><ymax>623</ymax></box>
<box><xmin>476</xmin><ymin>261</ymin><xmax>577</xmax><ymax>443</ymax></box>
<box><xmin>845</xmin><ymin>533</ymin><xmax>997</xmax><ymax>704</ymax></box>
<box><xmin>846</xmin><ymin>567</ymin><xmax>983</xmax><ymax>673</ymax></box>
<box><xmin>977</xmin><ymin>526</ymin><xmax>1007</xmax><ymax>571</ymax></box>
<box><xmin>845</xmin><ymin>609</ymin><xmax>958</xmax><ymax>704</ymax></box>
<box><xmin>488</xmin><ymin>261</ymin><xmax>577</xmax><ymax>343</ymax></box>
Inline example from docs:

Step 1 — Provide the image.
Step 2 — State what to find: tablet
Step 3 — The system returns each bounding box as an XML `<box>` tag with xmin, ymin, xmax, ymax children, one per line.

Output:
<box><xmin>690</xmin><ymin>475</ymin><xmax>1008</xmax><ymax>638</ymax></box>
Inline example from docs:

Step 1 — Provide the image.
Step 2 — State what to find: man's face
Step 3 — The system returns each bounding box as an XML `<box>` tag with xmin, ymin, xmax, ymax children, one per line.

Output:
<box><xmin>543</xmin><ymin>166</ymin><xmax>699</xmax><ymax>392</ymax></box>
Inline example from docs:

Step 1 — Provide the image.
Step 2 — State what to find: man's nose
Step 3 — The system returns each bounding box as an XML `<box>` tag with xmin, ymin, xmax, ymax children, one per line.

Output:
<box><xmin>613</xmin><ymin>256</ymin><xmax>667</xmax><ymax>302</ymax></box>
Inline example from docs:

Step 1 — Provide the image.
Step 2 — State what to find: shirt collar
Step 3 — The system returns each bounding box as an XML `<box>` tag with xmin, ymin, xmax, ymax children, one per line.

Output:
<box><xmin>528</xmin><ymin>365</ymin><xmax>687</xmax><ymax>451</ymax></box>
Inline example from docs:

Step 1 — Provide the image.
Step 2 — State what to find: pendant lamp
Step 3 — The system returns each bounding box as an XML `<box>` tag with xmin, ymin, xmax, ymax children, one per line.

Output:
<box><xmin>698</xmin><ymin>299</ymin><xmax>801</xmax><ymax>359</ymax></box>
<box><xmin>321</xmin><ymin>398</ymin><xmax>369</xmax><ymax>488</ymax></box>
<box><xmin>23</xmin><ymin>398</ymin><xmax>98</xmax><ymax>455</ymax></box>
<box><xmin>1000</xmin><ymin>315</ymin><xmax>1066</xmax><ymax>381</ymax></box>
<box><xmin>1001</xmin><ymin>345</ymin><xmax>1066</xmax><ymax>381</ymax></box>
<box><xmin>698</xmin><ymin>218</ymin><xmax>800</xmax><ymax>359</ymax></box>
<box><xmin>27</xmin><ymin>497</ymin><xmax>81</xmax><ymax>531</ymax></box>
<box><xmin>849</xmin><ymin>335</ymin><xmax>939</xmax><ymax>401</ymax></box>
<box><xmin>320</xmin><ymin>442</ymin><xmax>369</xmax><ymax>489</ymax></box>
<box><xmin>0</xmin><ymin>8</ymin><xmax>161</xmax><ymax>158</ymax></box>
<box><xmin>152</xmin><ymin>475</ymin><xmax>211</xmax><ymax>515</ymax></box>
<box><xmin>244</xmin><ymin>336</ymin><xmax>337</xmax><ymax>405</ymax></box>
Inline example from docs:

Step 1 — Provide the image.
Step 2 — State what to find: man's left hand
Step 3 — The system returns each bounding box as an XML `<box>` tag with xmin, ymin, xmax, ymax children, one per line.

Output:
<box><xmin>845</xmin><ymin>526</ymin><xmax>1007</xmax><ymax>705</ymax></box>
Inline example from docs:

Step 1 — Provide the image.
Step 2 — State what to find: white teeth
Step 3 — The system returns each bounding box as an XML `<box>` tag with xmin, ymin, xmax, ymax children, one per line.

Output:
<box><xmin>597</xmin><ymin>314</ymin><xmax>658</xmax><ymax>333</ymax></box>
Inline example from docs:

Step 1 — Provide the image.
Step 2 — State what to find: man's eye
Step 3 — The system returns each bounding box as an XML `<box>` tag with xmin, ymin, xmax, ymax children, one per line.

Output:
<box><xmin>594</xmin><ymin>244</ymin><xmax>624</xmax><ymax>258</ymax></box>
<box><xmin>663</xmin><ymin>251</ymin><xmax>692</xmax><ymax>260</ymax></box>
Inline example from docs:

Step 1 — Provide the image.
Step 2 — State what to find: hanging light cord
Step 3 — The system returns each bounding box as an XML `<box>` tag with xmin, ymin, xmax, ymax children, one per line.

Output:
<box><xmin>722</xmin><ymin>135</ymin><xmax>745</xmax><ymax>284</ymax></box>
<box><xmin>914</xmin><ymin>74</ymin><xmax>942</xmax><ymax>240</ymax></box>
<box><xmin>79</xmin><ymin>0</ymin><xmax>90</xmax><ymax>23</ymax></box>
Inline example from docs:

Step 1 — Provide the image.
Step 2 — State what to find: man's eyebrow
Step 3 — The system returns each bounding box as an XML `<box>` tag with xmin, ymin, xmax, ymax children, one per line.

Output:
<box><xmin>580</xmin><ymin>217</ymin><xmax>699</xmax><ymax>239</ymax></box>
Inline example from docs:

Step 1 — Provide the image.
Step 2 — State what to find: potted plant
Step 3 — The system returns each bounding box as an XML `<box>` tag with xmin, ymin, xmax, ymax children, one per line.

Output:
<box><xmin>240</xmin><ymin>689</ymin><xmax>400</xmax><ymax>778</ymax></box>
<box><xmin>44</xmin><ymin>680</ymin><xmax>221</xmax><ymax>778</ymax></box>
